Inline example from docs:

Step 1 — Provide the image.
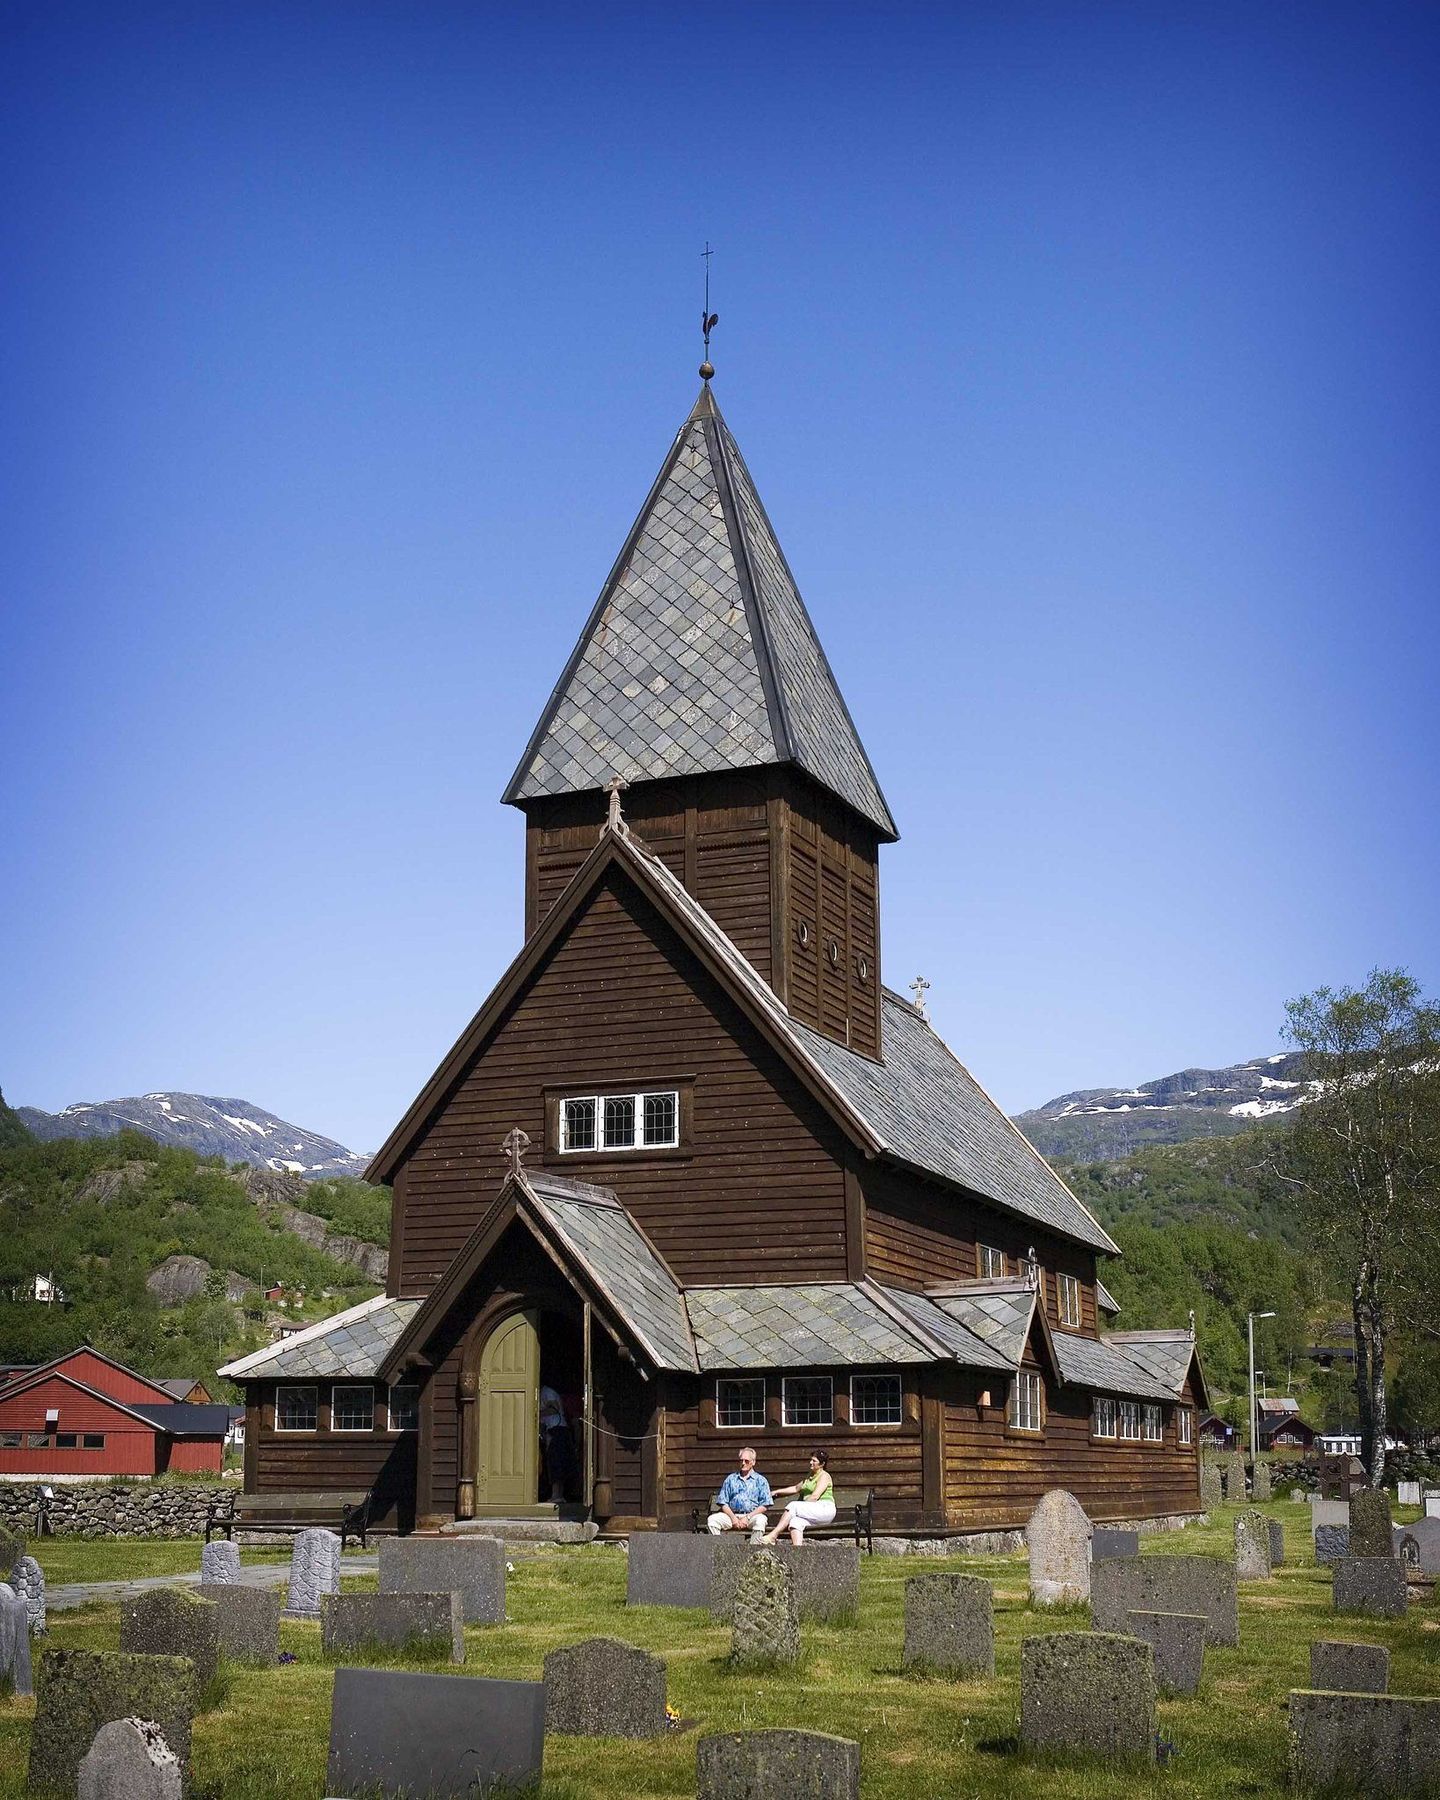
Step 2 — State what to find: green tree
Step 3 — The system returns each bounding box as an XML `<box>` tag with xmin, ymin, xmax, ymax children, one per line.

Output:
<box><xmin>1277</xmin><ymin>968</ymin><xmax>1440</xmax><ymax>1486</ymax></box>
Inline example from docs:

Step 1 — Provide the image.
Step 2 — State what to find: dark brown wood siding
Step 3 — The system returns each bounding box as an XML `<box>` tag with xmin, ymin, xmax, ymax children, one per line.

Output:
<box><xmin>397</xmin><ymin>866</ymin><xmax>852</xmax><ymax>1293</ymax></box>
<box><xmin>786</xmin><ymin>790</ymin><xmax>881</xmax><ymax>1059</ymax></box>
<box><xmin>247</xmin><ymin>1380</ymin><xmax>417</xmax><ymax>1530</ymax></box>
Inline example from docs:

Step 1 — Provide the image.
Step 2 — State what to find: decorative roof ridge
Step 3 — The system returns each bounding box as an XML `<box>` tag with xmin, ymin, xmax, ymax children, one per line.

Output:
<box><xmin>1104</xmin><ymin>1327</ymin><xmax>1196</xmax><ymax>1344</ymax></box>
<box><xmin>520</xmin><ymin>1167</ymin><xmax>623</xmax><ymax>1209</ymax></box>
<box><xmin>924</xmin><ymin>1276</ymin><xmax>1034</xmax><ymax>1298</ymax></box>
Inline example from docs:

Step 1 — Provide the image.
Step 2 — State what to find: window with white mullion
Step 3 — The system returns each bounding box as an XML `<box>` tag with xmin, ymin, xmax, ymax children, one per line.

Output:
<box><xmin>560</xmin><ymin>1090</ymin><xmax>679</xmax><ymax>1153</ymax></box>
<box><xmin>1119</xmin><ymin>1400</ymin><xmax>1142</xmax><ymax>1441</ymax></box>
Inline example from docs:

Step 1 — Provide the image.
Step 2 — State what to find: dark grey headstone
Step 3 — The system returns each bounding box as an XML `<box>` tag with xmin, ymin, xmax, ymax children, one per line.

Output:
<box><xmin>0</xmin><ymin>1522</ymin><xmax>23</xmax><ymax>1579</ymax></box>
<box><xmin>1288</xmin><ymin>1691</ymin><xmax>1440</xmax><ymax>1793</ymax></box>
<box><xmin>1310</xmin><ymin>1639</ymin><xmax>1389</xmax><ymax>1694</ymax></box>
<box><xmin>696</xmin><ymin>1728</ymin><xmax>860</xmax><ymax>1800</ymax></box>
<box><xmin>1091</xmin><ymin>1529</ymin><xmax>1139</xmax><ymax>1563</ymax></box>
<box><xmin>120</xmin><ymin>1589</ymin><xmax>219</xmax><ymax>1692</ymax></box>
<box><xmin>902</xmin><ymin>1573</ymin><xmax>993</xmax><ymax>1676</ymax></box>
<box><xmin>1020</xmin><ymin>1631</ymin><xmax>1156</xmax><ymax>1760</ymax></box>
<box><xmin>198</xmin><ymin>1584</ymin><xmax>281</xmax><ymax>1666</ymax></box>
<box><xmin>625</xmin><ymin>1533</ymin><xmax>715</xmax><ymax>1609</ymax></box>
<box><xmin>321</xmin><ymin>1591</ymin><xmax>464</xmax><ymax>1663</ymax></box>
<box><xmin>1128</xmin><ymin>1609</ymin><xmax>1205</xmax><ymax>1696</ymax></box>
<box><xmin>27</xmin><ymin>1649</ymin><xmax>194</xmax><ymax>1798</ymax></box>
<box><xmin>1091</xmin><ymin>1554</ymin><xmax>1239</xmax><ymax>1647</ymax></box>
<box><xmin>379</xmin><ymin>1535</ymin><xmax>504</xmax><ymax>1625</ymax></box>
<box><xmin>1396</xmin><ymin>1517</ymin><xmax>1440</xmax><ymax>1574</ymax></box>
<box><xmin>1222</xmin><ymin>1456</ymin><xmax>1246</xmax><ymax>1501</ymax></box>
<box><xmin>78</xmin><ymin>1717</ymin><xmax>183</xmax><ymax>1800</ymax></box>
<box><xmin>0</xmin><ymin>1581</ymin><xmax>33</xmax><ymax>1698</ymax></box>
<box><xmin>1349</xmin><ymin>1490</ymin><xmax>1394</xmax><ymax>1560</ymax></box>
<box><xmin>1315</xmin><ymin>1524</ymin><xmax>1351</xmax><ymax>1565</ymax></box>
<box><xmin>729</xmin><ymin>1548</ymin><xmax>799</xmax><ymax>1668</ymax></box>
<box><xmin>1268</xmin><ymin>1518</ymin><xmax>1286</xmax><ymax>1566</ymax></box>
<box><xmin>710</xmin><ymin>1538</ymin><xmax>858</xmax><ymax>1622</ymax></box>
<box><xmin>1332</xmin><ymin>1557</ymin><xmax>1407</xmax><ymax>1618</ymax></box>
<box><xmin>543</xmin><ymin>1636</ymin><xmax>668</xmax><ymax>1737</ymax></box>
<box><xmin>326</xmin><ymin>1666</ymin><xmax>544</xmax><ymax>1799</ymax></box>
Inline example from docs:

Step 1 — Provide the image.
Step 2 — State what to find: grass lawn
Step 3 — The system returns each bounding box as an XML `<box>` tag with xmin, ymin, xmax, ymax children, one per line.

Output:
<box><xmin>26</xmin><ymin>1539</ymin><xmax>372</xmax><ymax>1586</ymax></box>
<box><xmin>2</xmin><ymin>1502</ymin><xmax>1436</xmax><ymax>1798</ymax></box>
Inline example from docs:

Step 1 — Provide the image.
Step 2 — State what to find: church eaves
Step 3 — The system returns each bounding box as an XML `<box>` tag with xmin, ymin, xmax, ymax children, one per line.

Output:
<box><xmin>503</xmin><ymin>386</ymin><xmax>897</xmax><ymax>840</ymax></box>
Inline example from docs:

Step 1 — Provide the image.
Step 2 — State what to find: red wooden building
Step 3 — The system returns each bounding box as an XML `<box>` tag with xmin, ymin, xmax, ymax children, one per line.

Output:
<box><xmin>223</xmin><ymin>378</ymin><xmax>1207</xmax><ymax>1537</ymax></box>
<box><xmin>0</xmin><ymin>1347</ymin><xmax>229</xmax><ymax>1476</ymax></box>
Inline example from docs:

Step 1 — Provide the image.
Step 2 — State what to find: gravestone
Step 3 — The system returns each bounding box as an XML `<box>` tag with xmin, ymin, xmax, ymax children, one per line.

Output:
<box><xmin>710</xmin><ymin>1539</ymin><xmax>858</xmax><ymax>1623</ymax></box>
<box><xmin>729</xmin><ymin>1547</ymin><xmax>799</xmax><ymax>1668</ymax></box>
<box><xmin>1252</xmin><ymin>1460</ymin><xmax>1272</xmax><ymax>1502</ymax></box>
<box><xmin>27</xmin><ymin>1649</ymin><xmax>194</xmax><ymax>1798</ymax></box>
<box><xmin>696</xmin><ymin>1729</ymin><xmax>860</xmax><ymax>1800</ymax></box>
<box><xmin>1350</xmin><ymin>1489</ymin><xmax>1394</xmax><ymax>1559</ymax></box>
<box><xmin>78</xmin><ymin>1717</ymin><xmax>183</xmax><ymax>1800</ymax></box>
<box><xmin>200</xmin><ymin>1539</ymin><xmax>241</xmax><ymax>1586</ymax></box>
<box><xmin>1310</xmin><ymin>1640</ymin><xmax>1389</xmax><ymax>1694</ymax></box>
<box><xmin>198</xmin><ymin>1583</ymin><xmax>281</xmax><ymax>1665</ymax></box>
<box><xmin>12</xmin><ymin>1554</ymin><xmax>46</xmax><ymax>1634</ymax></box>
<box><xmin>1091</xmin><ymin>1554</ymin><xmax>1239</xmax><ymax>1647</ymax></box>
<box><xmin>286</xmin><ymin>1527</ymin><xmax>342</xmax><ymax>1617</ymax></box>
<box><xmin>1397</xmin><ymin>1480</ymin><xmax>1421</xmax><ymax>1507</ymax></box>
<box><xmin>378</xmin><ymin>1533</ymin><xmax>504</xmax><ymax>1625</ymax></box>
<box><xmin>626</xmin><ymin>1532</ymin><xmax>714</xmax><ymax>1609</ymax></box>
<box><xmin>120</xmin><ymin>1589</ymin><xmax>220</xmax><ymax>1692</ymax></box>
<box><xmin>902</xmin><ymin>1573</ymin><xmax>994</xmax><ymax>1676</ymax></box>
<box><xmin>1128</xmin><ymin>1609</ymin><xmax>1205</xmax><ymax>1696</ymax></box>
<box><xmin>1268</xmin><ymin>1519</ymin><xmax>1286</xmax><ymax>1566</ymax></box>
<box><xmin>321</xmin><ymin>1591</ymin><xmax>464</xmax><ymax>1663</ymax></box>
<box><xmin>1235</xmin><ymin>1509</ymin><xmax>1272</xmax><ymax>1579</ymax></box>
<box><xmin>1315</xmin><ymin>1525</ymin><xmax>1351</xmax><ymax>1566</ymax></box>
<box><xmin>1425</xmin><ymin>1492</ymin><xmax>1440</xmax><ymax>1519</ymax></box>
<box><xmin>0</xmin><ymin>1522</ymin><xmax>22</xmax><ymax>1577</ymax></box>
<box><xmin>0</xmin><ymin>1581</ymin><xmax>33</xmax><ymax>1698</ymax></box>
<box><xmin>1223</xmin><ymin>1456</ymin><xmax>1246</xmax><ymax>1501</ymax></box>
<box><xmin>1333</xmin><ymin>1558</ymin><xmax>1407</xmax><ymax>1618</ymax></box>
<box><xmin>543</xmin><ymin>1636</ymin><xmax>668</xmax><ymax>1737</ymax></box>
<box><xmin>1199</xmin><ymin>1462</ymin><xmax>1223</xmax><ymax>1508</ymax></box>
<box><xmin>1020</xmin><ymin>1631</ymin><xmax>1156</xmax><ymax>1760</ymax></box>
<box><xmin>1396</xmin><ymin>1518</ymin><xmax>1440</xmax><ymax>1574</ymax></box>
<box><xmin>1288</xmin><ymin>1692</ymin><xmax>1440</xmax><ymax>1794</ymax></box>
<box><xmin>1026</xmin><ymin>1488</ymin><xmax>1092</xmax><ymax>1605</ymax></box>
<box><xmin>328</xmin><ymin>1666</ymin><xmax>545</xmax><ymax>1798</ymax></box>
<box><xmin>1092</xmin><ymin>1528</ymin><xmax>1139</xmax><ymax>1562</ymax></box>
<box><xmin>1312</xmin><ymin>1497</ymin><xmax>1351</xmax><ymax>1529</ymax></box>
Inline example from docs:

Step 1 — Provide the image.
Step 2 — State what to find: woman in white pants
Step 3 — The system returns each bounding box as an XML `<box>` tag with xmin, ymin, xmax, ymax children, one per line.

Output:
<box><xmin>763</xmin><ymin>1450</ymin><xmax>835</xmax><ymax>1545</ymax></box>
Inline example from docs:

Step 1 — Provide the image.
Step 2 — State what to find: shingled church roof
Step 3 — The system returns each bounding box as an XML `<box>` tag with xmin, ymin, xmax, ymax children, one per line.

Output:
<box><xmin>504</xmin><ymin>386</ymin><xmax>897</xmax><ymax>839</ymax></box>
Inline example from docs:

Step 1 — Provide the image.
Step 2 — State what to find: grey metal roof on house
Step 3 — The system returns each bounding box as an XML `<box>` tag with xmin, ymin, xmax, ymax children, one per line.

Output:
<box><xmin>521</xmin><ymin>1170</ymin><xmax>696</xmax><ymax>1373</ymax></box>
<box><xmin>128</xmin><ymin>1403</ymin><xmax>234</xmax><ymax>1436</ymax></box>
<box><xmin>1049</xmin><ymin>1331</ymin><xmax>1180</xmax><ymax>1403</ymax></box>
<box><xmin>504</xmin><ymin>387</ymin><xmax>896</xmax><ymax>839</ymax></box>
<box><xmin>218</xmin><ymin>1296</ymin><xmax>422</xmax><ymax>1381</ymax></box>
<box><xmin>1103</xmin><ymin>1329</ymin><xmax>1197</xmax><ymax>1397</ymax></box>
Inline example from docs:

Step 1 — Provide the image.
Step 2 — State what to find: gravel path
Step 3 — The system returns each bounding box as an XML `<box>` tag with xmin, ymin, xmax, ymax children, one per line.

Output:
<box><xmin>48</xmin><ymin>1555</ymin><xmax>378</xmax><ymax>1612</ymax></box>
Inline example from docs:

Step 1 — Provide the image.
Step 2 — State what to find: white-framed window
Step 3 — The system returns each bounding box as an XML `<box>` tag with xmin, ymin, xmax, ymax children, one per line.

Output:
<box><xmin>1092</xmin><ymin>1395</ymin><xmax>1117</xmax><ymax>1439</ymax></box>
<box><xmin>1008</xmin><ymin>1369</ymin><xmax>1043</xmax><ymax>1433</ymax></box>
<box><xmin>1142</xmin><ymin>1403</ymin><xmax>1163</xmax><ymax>1442</ymax></box>
<box><xmin>1178</xmin><ymin>1406</ymin><xmax>1192</xmax><ymax>1446</ymax></box>
<box><xmin>850</xmin><ymin>1373</ymin><xmax>903</xmax><ymax>1426</ymax></box>
<box><xmin>560</xmin><ymin>1089</ymin><xmax>679</xmax><ymax>1152</ymax></box>
<box><xmin>275</xmin><ymin>1384</ymin><xmax>318</xmax><ymax>1432</ymax></box>
<box><xmin>716</xmin><ymin>1377</ymin><xmax>766</xmax><ymax>1430</ymax></box>
<box><xmin>1058</xmin><ymin>1273</ymin><xmax>1082</xmax><ymax>1328</ymax></box>
<box><xmin>978</xmin><ymin>1244</ymin><xmax>1006</xmax><ymax>1279</ymax></box>
<box><xmin>781</xmin><ymin>1376</ymin><xmax>833</xmax><ymax>1428</ymax></box>
<box><xmin>331</xmin><ymin>1385</ymin><xmax>375</xmax><ymax>1432</ymax></box>
<box><xmin>388</xmin><ymin>1383</ymin><xmax>420</xmax><ymax>1432</ymax></box>
<box><xmin>1119</xmin><ymin>1400</ymin><xmax>1142</xmax><ymax>1441</ymax></box>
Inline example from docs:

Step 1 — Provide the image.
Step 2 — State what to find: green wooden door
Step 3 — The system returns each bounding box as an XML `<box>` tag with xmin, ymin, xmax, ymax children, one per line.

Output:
<box><xmin>476</xmin><ymin>1309</ymin><xmax>539</xmax><ymax>1512</ymax></box>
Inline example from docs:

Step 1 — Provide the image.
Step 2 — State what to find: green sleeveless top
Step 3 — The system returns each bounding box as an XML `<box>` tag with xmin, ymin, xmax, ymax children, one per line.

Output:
<box><xmin>798</xmin><ymin>1472</ymin><xmax>831</xmax><ymax>1500</ymax></box>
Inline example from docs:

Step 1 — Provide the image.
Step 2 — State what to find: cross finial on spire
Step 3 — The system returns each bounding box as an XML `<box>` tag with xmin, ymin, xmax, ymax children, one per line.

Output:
<box><xmin>501</xmin><ymin>1127</ymin><xmax>530</xmax><ymax>1176</ymax></box>
<box><xmin>909</xmin><ymin>974</ymin><xmax>931</xmax><ymax>1018</ymax></box>
<box><xmin>605</xmin><ymin>774</ymin><xmax>628</xmax><ymax>834</ymax></box>
<box><xmin>699</xmin><ymin>242</ymin><xmax>717</xmax><ymax>381</ymax></box>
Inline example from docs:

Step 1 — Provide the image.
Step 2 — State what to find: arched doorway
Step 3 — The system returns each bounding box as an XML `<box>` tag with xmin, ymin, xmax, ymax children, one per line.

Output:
<box><xmin>475</xmin><ymin>1309</ymin><xmax>540</xmax><ymax>1513</ymax></box>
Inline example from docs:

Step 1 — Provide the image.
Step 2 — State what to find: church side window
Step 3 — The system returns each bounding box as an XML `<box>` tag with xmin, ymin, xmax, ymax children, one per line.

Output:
<box><xmin>781</xmin><ymin>1376</ymin><xmax>833</xmax><ymax>1427</ymax></box>
<box><xmin>559</xmin><ymin>1090</ymin><xmax>679</xmax><ymax>1153</ymax></box>
<box><xmin>331</xmin><ymin>1385</ymin><xmax>375</xmax><ymax>1432</ymax></box>
<box><xmin>1008</xmin><ymin>1370</ymin><xmax>1043</xmax><ymax>1433</ymax></box>
<box><xmin>276</xmin><ymin>1385</ymin><xmax>318</xmax><ymax>1432</ymax></box>
<box><xmin>716</xmin><ymin>1378</ymin><xmax>766</xmax><ymax>1429</ymax></box>
<box><xmin>1178</xmin><ymin>1406</ymin><xmax>1192</xmax><ymax>1446</ymax></box>
<box><xmin>1119</xmin><ymin>1400</ymin><xmax>1142</xmax><ymax>1441</ymax></box>
<box><xmin>1058</xmin><ymin>1273</ymin><xmax>1082</xmax><ymax>1328</ymax></box>
<box><xmin>850</xmin><ymin>1374</ymin><xmax>903</xmax><ymax>1425</ymax></box>
<box><xmin>1142</xmin><ymin>1403</ymin><xmax>1163</xmax><ymax>1442</ymax></box>
<box><xmin>1092</xmin><ymin>1396</ymin><xmax>1117</xmax><ymax>1438</ymax></box>
<box><xmin>978</xmin><ymin>1244</ymin><xmax>1006</xmax><ymax>1279</ymax></box>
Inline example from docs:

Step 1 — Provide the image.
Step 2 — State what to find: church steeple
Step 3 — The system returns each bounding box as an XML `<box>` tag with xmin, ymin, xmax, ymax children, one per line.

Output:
<box><xmin>504</xmin><ymin>387</ymin><xmax>896</xmax><ymax>841</ymax></box>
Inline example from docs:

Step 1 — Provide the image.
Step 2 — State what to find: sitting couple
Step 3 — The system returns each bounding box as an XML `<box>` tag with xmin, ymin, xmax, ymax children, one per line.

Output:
<box><xmin>705</xmin><ymin>1445</ymin><xmax>835</xmax><ymax>1545</ymax></box>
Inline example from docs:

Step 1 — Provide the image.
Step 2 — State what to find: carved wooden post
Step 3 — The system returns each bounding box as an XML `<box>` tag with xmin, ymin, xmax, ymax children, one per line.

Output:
<box><xmin>457</xmin><ymin>1366</ymin><xmax>478</xmax><ymax>1520</ymax></box>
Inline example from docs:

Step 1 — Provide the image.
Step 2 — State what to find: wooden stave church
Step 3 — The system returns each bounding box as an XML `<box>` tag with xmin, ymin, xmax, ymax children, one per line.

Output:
<box><xmin>221</xmin><ymin>381</ymin><xmax>1207</xmax><ymax>1537</ymax></box>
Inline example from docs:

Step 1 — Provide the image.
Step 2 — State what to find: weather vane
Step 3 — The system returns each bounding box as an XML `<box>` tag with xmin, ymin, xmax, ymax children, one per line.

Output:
<box><xmin>699</xmin><ymin>242</ymin><xmax>718</xmax><ymax>381</ymax></box>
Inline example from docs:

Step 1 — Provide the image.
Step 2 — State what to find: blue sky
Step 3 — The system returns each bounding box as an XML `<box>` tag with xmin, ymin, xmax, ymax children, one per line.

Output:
<box><xmin>3</xmin><ymin>3</ymin><xmax>1436</xmax><ymax>1152</ymax></box>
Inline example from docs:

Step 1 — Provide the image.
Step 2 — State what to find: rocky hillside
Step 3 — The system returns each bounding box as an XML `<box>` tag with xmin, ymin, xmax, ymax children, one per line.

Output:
<box><xmin>15</xmin><ymin>1091</ymin><xmax>368</xmax><ymax>1178</ymax></box>
<box><xmin>1013</xmin><ymin>1052</ymin><xmax>1315</xmax><ymax>1160</ymax></box>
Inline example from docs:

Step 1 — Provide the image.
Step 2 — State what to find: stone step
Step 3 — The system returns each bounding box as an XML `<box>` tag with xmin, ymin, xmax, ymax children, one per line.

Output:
<box><xmin>436</xmin><ymin>1518</ymin><xmax>599</xmax><ymax>1544</ymax></box>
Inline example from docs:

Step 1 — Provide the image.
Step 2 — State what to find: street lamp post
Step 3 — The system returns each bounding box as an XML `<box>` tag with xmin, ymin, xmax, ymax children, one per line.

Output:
<box><xmin>1249</xmin><ymin>1310</ymin><xmax>1277</xmax><ymax>1474</ymax></box>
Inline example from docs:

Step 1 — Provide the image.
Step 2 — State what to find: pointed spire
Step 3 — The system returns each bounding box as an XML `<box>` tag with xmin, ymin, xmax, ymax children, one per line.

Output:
<box><xmin>504</xmin><ymin>389</ymin><xmax>896</xmax><ymax>839</ymax></box>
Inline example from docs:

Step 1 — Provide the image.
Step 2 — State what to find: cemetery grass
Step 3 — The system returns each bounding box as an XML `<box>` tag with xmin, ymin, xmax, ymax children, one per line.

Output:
<box><xmin>20</xmin><ymin>1538</ymin><xmax>372</xmax><ymax>1585</ymax></box>
<box><xmin>0</xmin><ymin>1502</ymin><xmax>1435</xmax><ymax>1798</ymax></box>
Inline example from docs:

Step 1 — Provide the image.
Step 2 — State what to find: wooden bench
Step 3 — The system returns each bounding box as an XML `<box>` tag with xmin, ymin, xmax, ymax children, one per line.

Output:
<box><xmin>204</xmin><ymin>1489</ymin><xmax>375</xmax><ymax>1549</ymax></box>
<box><xmin>692</xmin><ymin>1486</ymin><xmax>876</xmax><ymax>1554</ymax></box>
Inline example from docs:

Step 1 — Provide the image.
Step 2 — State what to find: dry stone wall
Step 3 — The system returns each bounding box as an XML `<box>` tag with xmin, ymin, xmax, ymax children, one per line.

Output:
<box><xmin>0</xmin><ymin>1482</ymin><xmax>233</xmax><ymax>1540</ymax></box>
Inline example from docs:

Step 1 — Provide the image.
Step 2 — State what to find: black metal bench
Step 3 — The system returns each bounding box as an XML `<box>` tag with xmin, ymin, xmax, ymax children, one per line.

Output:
<box><xmin>692</xmin><ymin>1485</ymin><xmax>876</xmax><ymax>1553</ymax></box>
<box><xmin>204</xmin><ymin>1488</ymin><xmax>375</xmax><ymax>1549</ymax></box>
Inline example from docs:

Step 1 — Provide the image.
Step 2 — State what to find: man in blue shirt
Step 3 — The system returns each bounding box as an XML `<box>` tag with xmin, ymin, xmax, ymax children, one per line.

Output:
<box><xmin>706</xmin><ymin>1445</ymin><xmax>773</xmax><ymax>1538</ymax></box>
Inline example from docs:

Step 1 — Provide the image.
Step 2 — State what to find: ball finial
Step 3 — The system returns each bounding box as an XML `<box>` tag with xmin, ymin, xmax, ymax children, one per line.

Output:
<box><xmin>699</xmin><ymin>360</ymin><xmax>715</xmax><ymax>381</ymax></box>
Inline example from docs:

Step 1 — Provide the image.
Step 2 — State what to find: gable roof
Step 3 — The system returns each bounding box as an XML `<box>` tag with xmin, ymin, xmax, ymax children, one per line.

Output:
<box><xmin>128</xmin><ymin>1403</ymin><xmax>232</xmax><ymax>1436</ymax></box>
<box><xmin>0</xmin><ymin>1368</ymin><xmax>181</xmax><ymax>1432</ymax></box>
<box><xmin>367</xmin><ymin>822</ymin><xmax>1117</xmax><ymax>1259</ymax></box>
<box><xmin>8</xmin><ymin>1345</ymin><xmax>181</xmax><ymax>1405</ymax></box>
<box><xmin>1103</xmin><ymin>1327</ymin><xmax>1209</xmax><ymax>1408</ymax></box>
<box><xmin>504</xmin><ymin>386</ymin><xmax>896</xmax><ymax>839</ymax></box>
<box><xmin>218</xmin><ymin>1294</ymin><xmax>419</xmax><ymax>1382</ymax></box>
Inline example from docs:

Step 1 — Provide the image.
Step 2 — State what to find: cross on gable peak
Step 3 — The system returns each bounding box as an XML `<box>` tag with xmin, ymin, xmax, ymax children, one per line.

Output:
<box><xmin>501</xmin><ymin>1127</ymin><xmax>531</xmax><ymax>1176</ymax></box>
<box><xmin>909</xmin><ymin>975</ymin><xmax>931</xmax><ymax>1018</ymax></box>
